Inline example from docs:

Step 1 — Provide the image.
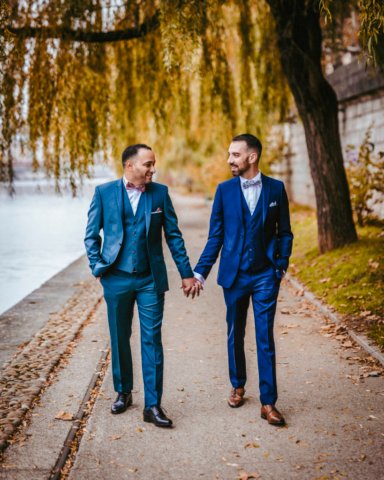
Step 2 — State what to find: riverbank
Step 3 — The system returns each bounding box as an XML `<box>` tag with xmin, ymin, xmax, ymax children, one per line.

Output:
<box><xmin>0</xmin><ymin>169</ymin><xmax>113</xmax><ymax>315</ymax></box>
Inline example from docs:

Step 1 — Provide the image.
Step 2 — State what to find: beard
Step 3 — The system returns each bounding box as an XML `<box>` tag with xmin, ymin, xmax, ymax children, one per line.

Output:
<box><xmin>229</xmin><ymin>159</ymin><xmax>250</xmax><ymax>177</ymax></box>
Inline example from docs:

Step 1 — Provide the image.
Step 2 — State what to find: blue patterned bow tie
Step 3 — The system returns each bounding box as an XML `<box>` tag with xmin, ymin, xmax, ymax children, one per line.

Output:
<box><xmin>242</xmin><ymin>179</ymin><xmax>261</xmax><ymax>189</ymax></box>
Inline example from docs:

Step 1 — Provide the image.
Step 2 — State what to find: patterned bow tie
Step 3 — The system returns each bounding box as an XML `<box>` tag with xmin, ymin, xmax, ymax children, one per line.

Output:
<box><xmin>242</xmin><ymin>179</ymin><xmax>261</xmax><ymax>189</ymax></box>
<box><xmin>126</xmin><ymin>182</ymin><xmax>146</xmax><ymax>193</ymax></box>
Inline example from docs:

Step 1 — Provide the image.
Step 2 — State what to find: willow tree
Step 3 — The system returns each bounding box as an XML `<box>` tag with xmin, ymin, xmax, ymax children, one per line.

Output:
<box><xmin>0</xmin><ymin>0</ymin><xmax>383</xmax><ymax>252</ymax></box>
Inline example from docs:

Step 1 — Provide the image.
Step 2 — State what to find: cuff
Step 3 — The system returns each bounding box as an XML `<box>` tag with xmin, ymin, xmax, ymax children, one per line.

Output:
<box><xmin>193</xmin><ymin>271</ymin><xmax>205</xmax><ymax>285</ymax></box>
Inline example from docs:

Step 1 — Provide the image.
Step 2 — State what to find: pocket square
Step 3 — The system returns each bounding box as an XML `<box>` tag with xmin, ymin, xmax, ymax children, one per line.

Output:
<box><xmin>269</xmin><ymin>201</ymin><xmax>278</xmax><ymax>207</ymax></box>
<box><xmin>151</xmin><ymin>207</ymin><xmax>163</xmax><ymax>215</ymax></box>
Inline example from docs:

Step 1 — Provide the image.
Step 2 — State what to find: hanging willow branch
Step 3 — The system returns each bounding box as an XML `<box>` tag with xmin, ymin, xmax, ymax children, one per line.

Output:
<box><xmin>1</xmin><ymin>12</ymin><xmax>160</xmax><ymax>43</ymax></box>
<box><xmin>1</xmin><ymin>0</ymin><xmax>380</xmax><ymax>196</ymax></box>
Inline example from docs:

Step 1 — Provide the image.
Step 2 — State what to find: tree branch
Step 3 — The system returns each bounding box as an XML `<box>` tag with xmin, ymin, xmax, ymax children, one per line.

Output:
<box><xmin>0</xmin><ymin>12</ymin><xmax>160</xmax><ymax>43</ymax></box>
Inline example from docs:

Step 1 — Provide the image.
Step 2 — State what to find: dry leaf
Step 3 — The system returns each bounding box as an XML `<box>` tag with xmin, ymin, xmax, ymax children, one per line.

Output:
<box><xmin>238</xmin><ymin>471</ymin><xmax>260</xmax><ymax>480</ymax></box>
<box><xmin>244</xmin><ymin>442</ymin><xmax>260</xmax><ymax>449</ymax></box>
<box><xmin>55</xmin><ymin>410</ymin><xmax>73</xmax><ymax>421</ymax></box>
<box><xmin>109</xmin><ymin>434</ymin><xmax>122</xmax><ymax>440</ymax></box>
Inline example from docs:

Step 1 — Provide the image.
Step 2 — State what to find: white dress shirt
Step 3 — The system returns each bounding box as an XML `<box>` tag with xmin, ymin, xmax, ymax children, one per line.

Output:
<box><xmin>240</xmin><ymin>171</ymin><xmax>262</xmax><ymax>215</ymax></box>
<box><xmin>123</xmin><ymin>176</ymin><xmax>142</xmax><ymax>215</ymax></box>
<box><xmin>194</xmin><ymin>172</ymin><xmax>263</xmax><ymax>284</ymax></box>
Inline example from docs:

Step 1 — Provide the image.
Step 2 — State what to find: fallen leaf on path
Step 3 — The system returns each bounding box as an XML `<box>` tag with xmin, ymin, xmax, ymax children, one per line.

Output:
<box><xmin>55</xmin><ymin>411</ymin><xmax>73</xmax><ymax>421</ymax></box>
<box><xmin>342</xmin><ymin>341</ymin><xmax>353</xmax><ymax>348</ymax></box>
<box><xmin>238</xmin><ymin>471</ymin><xmax>260</xmax><ymax>480</ymax></box>
<box><xmin>320</xmin><ymin>325</ymin><xmax>334</xmax><ymax>331</ymax></box>
<box><xmin>244</xmin><ymin>442</ymin><xmax>260</xmax><ymax>448</ymax></box>
<box><xmin>109</xmin><ymin>434</ymin><xmax>122</xmax><ymax>440</ymax></box>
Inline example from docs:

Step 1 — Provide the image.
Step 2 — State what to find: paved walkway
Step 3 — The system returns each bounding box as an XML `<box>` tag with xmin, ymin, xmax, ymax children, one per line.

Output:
<box><xmin>0</xmin><ymin>193</ymin><xmax>383</xmax><ymax>479</ymax></box>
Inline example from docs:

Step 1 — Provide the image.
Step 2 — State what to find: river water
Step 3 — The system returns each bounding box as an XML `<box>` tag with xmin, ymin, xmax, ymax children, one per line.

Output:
<box><xmin>0</xmin><ymin>171</ymin><xmax>114</xmax><ymax>314</ymax></box>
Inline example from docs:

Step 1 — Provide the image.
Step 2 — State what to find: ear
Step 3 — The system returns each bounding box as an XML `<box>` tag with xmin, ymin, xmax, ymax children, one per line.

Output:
<box><xmin>249</xmin><ymin>151</ymin><xmax>258</xmax><ymax>165</ymax></box>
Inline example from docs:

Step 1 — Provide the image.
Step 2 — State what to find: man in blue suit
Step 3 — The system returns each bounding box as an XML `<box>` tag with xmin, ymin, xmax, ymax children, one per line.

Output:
<box><xmin>194</xmin><ymin>133</ymin><xmax>293</xmax><ymax>426</ymax></box>
<box><xmin>85</xmin><ymin>144</ymin><xmax>197</xmax><ymax>428</ymax></box>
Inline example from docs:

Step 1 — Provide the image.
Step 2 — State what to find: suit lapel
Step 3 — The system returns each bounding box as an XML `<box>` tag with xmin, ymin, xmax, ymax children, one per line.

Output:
<box><xmin>116</xmin><ymin>179</ymin><xmax>124</xmax><ymax>225</ymax></box>
<box><xmin>144</xmin><ymin>185</ymin><xmax>153</xmax><ymax>237</ymax></box>
<box><xmin>261</xmin><ymin>173</ymin><xmax>270</xmax><ymax>225</ymax></box>
<box><xmin>231</xmin><ymin>177</ymin><xmax>243</xmax><ymax>223</ymax></box>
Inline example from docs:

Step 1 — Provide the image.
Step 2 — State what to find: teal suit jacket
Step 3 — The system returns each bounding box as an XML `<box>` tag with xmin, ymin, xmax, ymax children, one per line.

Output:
<box><xmin>84</xmin><ymin>179</ymin><xmax>193</xmax><ymax>293</ymax></box>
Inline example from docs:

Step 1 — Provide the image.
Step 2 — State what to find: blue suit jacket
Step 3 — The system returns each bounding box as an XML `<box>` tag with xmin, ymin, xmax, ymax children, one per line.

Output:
<box><xmin>84</xmin><ymin>179</ymin><xmax>193</xmax><ymax>293</ymax></box>
<box><xmin>194</xmin><ymin>174</ymin><xmax>293</xmax><ymax>289</ymax></box>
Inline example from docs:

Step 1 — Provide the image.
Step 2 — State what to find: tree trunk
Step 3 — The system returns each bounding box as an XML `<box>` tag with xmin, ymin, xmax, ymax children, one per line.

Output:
<box><xmin>265</xmin><ymin>0</ymin><xmax>357</xmax><ymax>252</ymax></box>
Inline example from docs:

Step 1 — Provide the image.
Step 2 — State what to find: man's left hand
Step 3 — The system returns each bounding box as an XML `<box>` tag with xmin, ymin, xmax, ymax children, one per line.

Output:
<box><xmin>181</xmin><ymin>278</ymin><xmax>203</xmax><ymax>299</ymax></box>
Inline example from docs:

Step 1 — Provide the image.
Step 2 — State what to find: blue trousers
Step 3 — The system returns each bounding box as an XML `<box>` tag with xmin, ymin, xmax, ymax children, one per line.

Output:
<box><xmin>223</xmin><ymin>266</ymin><xmax>281</xmax><ymax>405</ymax></box>
<box><xmin>101</xmin><ymin>270</ymin><xmax>165</xmax><ymax>408</ymax></box>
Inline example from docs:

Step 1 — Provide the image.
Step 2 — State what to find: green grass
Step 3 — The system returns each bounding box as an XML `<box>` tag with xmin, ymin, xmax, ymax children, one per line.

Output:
<box><xmin>290</xmin><ymin>206</ymin><xmax>384</xmax><ymax>348</ymax></box>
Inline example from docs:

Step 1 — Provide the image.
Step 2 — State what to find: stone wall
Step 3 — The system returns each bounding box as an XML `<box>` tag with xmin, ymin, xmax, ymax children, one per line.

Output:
<box><xmin>272</xmin><ymin>60</ymin><xmax>384</xmax><ymax>219</ymax></box>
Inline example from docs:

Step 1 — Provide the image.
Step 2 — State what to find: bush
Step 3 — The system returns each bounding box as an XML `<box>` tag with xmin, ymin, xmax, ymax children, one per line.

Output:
<box><xmin>345</xmin><ymin>125</ymin><xmax>384</xmax><ymax>226</ymax></box>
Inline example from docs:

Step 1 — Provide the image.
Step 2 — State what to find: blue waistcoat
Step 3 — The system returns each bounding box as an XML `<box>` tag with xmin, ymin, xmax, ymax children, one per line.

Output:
<box><xmin>239</xmin><ymin>189</ymin><xmax>269</xmax><ymax>273</ymax></box>
<box><xmin>113</xmin><ymin>191</ymin><xmax>150</xmax><ymax>273</ymax></box>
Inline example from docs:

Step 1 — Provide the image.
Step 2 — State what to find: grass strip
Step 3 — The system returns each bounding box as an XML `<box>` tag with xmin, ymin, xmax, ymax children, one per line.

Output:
<box><xmin>290</xmin><ymin>206</ymin><xmax>384</xmax><ymax>348</ymax></box>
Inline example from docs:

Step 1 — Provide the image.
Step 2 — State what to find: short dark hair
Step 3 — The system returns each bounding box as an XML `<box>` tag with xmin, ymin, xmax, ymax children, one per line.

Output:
<box><xmin>122</xmin><ymin>144</ymin><xmax>152</xmax><ymax>166</ymax></box>
<box><xmin>232</xmin><ymin>133</ymin><xmax>262</xmax><ymax>160</ymax></box>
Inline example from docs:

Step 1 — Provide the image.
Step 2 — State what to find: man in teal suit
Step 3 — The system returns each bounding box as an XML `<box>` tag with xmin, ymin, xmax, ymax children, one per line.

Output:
<box><xmin>84</xmin><ymin>144</ymin><xmax>197</xmax><ymax>427</ymax></box>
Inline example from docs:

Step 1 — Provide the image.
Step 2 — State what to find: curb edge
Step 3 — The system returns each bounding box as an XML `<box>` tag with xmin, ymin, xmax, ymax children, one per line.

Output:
<box><xmin>285</xmin><ymin>273</ymin><xmax>384</xmax><ymax>367</ymax></box>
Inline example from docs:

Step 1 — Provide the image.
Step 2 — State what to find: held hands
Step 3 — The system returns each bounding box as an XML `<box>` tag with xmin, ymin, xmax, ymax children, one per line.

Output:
<box><xmin>181</xmin><ymin>277</ymin><xmax>203</xmax><ymax>299</ymax></box>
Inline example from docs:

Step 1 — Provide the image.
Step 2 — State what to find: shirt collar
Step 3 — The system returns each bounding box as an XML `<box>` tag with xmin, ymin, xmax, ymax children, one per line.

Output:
<box><xmin>240</xmin><ymin>171</ymin><xmax>261</xmax><ymax>185</ymax></box>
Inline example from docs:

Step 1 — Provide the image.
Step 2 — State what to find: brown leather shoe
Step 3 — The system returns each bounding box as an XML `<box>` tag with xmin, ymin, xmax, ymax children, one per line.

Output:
<box><xmin>260</xmin><ymin>404</ymin><xmax>285</xmax><ymax>426</ymax></box>
<box><xmin>228</xmin><ymin>387</ymin><xmax>245</xmax><ymax>408</ymax></box>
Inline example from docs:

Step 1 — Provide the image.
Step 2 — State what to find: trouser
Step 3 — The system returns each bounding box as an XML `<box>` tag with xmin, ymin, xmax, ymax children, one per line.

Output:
<box><xmin>101</xmin><ymin>270</ymin><xmax>165</xmax><ymax>408</ymax></box>
<box><xmin>223</xmin><ymin>265</ymin><xmax>281</xmax><ymax>405</ymax></box>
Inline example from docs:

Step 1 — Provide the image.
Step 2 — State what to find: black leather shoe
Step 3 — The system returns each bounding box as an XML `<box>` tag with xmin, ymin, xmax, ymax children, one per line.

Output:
<box><xmin>143</xmin><ymin>406</ymin><xmax>173</xmax><ymax>428</ymax></box>
<box><xmin>111</xmin><ymin>392</ymin><xmax>132</xmax><ymax>414</ymax></box>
